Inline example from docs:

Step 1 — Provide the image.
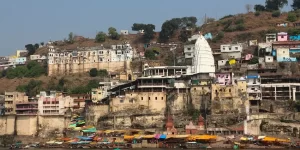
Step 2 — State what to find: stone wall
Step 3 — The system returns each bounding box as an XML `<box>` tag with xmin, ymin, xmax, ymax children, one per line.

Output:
<box><xmin>0</xmin><ymin>115</ymin><xmax>15</xmax><ymax>135</ymax></box>
<box><xmin>16</xmin><ymin>115</ymin><xmax>37</xmax><ymax>136</ymax></box>
<box><xmin>48</xmin><ymin>61</ymin><xmax>130</xmax><ymax>76</ymax></box>
<box><xmin>0</xmin><ymin>115</ymin><xmax>70</xmax><ymax>138</ymax></box>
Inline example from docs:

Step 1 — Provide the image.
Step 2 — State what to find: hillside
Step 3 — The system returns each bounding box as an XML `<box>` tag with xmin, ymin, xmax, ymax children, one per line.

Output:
<box><xmin>202</xmin><ymin>12</ymin><xmax>300</xmax><ymax>49</ymax></box>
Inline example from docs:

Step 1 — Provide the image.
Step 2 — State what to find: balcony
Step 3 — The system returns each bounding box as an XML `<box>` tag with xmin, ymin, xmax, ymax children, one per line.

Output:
<box><xmin>247</xmin><ymin>64</ymin><xmax>277</xmax><ymax>70</ymax></box>
<box><xmin>16</xmin><ymin>112</ymin><xmax>38</xmax><ymax>115</ymax></box>
<box><xmin>138</xmin><ymin>83</ymin><xmax>168</xmax><ymax>88</ymax></box>
<box><xmin>247</xmin><ymin>89</ymin><xmax>261</xmax><ymax>93</ymax></box>
<box><xmin>212</xmin><ymin>49</ymin><xmax>221</xmax><ymax>55</ymax></box>
<box><xmin>16</xmin><ymin>107</ymin><xmax>38</xmax><ymax>110</ymax></box>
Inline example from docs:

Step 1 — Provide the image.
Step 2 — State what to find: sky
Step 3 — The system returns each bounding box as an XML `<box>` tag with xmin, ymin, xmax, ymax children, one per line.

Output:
<box><xmin>0</xmin><ymin>0</ymin><xmax>293</xmax><ymax>56</ymax></box>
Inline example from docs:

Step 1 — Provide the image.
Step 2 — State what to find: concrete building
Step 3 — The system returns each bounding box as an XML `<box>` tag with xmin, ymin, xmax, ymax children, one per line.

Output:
<box><xmin>69</xmin><ymin>94</ymin><xmax>89</xmax><ymax>110</ymax></box>
<box><xmin>277</xmin><ymin>32</ymin><xmax>288</xmax><ymax>42</ymax></box>
<box><xmin>184</xmin><ymin>44</ymin><xmax>195</xmax><ymax>59</ymax></box>
<box><xmin>38</xmin><ymin>91</ymin><xmax>65</xmax><ymax>115</ymax></box>
<box><xmin>246</xmin><ymin>69</ymin><xmax>262</xmax><ymax>114</ymax></box>
<box><xmin>91</xmin><ymin>82</ymin><xmax>112</xmax><ymax>103</ymax></box>
<box><xmin>120</xmin><ymin>30</ymin><xmax>129</xmax><ymax>35</ymax></box>
<box><xmin>15</xmin><ymin>57</ymin><xmax>27</xmax><ymax>65</ymax></box>
<box><xmin>47</xmin><ymin>43</ymin><xmax>134</xmax><ymax>78</ymax></box>
<box><xmin>30</xmin><ymin>55</ymin><xmax>47</xmax><ymax>63</ymax></box>
<box><xmin>0</xmin><ymin>95</ymin><xmax>4</xmax><ymax>115</ymax></box>
<box><xmin>261</xmin><ymin>74</ymin><xmax>300</xmax><ymax>101</ymax></box>
<box><xmin>15</xmin><ymin>97</ymin><xmax>38</xmax><ymax>115</ymax></box>
<box><xmin>4</xmin><ymin>92</ymin><xmax>28</xmax><ymax>114</ymax></box>
<box><xmin>215</xmin><ymin>72</ymin><xmax>232</xmax><ymax>85</ymax></box>
<box><xmin>220</xmin><ymin>44</ymin><xmax>242</xmax><ymax>59</ymax></box>
<box><xmin>266</xmin><ymin>33</ymin><xmax>277</xmax><ymax>43</ymax></box>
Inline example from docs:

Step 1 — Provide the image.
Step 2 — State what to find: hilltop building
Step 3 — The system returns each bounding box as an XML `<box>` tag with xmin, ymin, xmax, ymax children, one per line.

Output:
<box><xmin>47</xmin><ymin>43</ymin><xmax>134</xmax><ymax>80</ymax></box>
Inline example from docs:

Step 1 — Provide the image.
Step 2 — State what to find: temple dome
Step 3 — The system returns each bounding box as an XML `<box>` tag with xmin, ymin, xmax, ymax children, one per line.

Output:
<box><xmin>192</xmin><ymin>35</ymin><xmax>215</xmax><ymax>73</ymax></box>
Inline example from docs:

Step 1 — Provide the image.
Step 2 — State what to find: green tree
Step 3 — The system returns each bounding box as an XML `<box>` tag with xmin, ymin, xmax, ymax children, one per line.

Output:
<box><xmin>34</xmin><ymin>43</ymin><xmax>39</xmax><ymax>50</ymax></box>
<box><xmin>179</xmin><ymin>29</ymin><xmax>192</xmax><ymax>42</ymax></box>
<box><xmin>40</xmin><ymin>42</ymin><xmax>44</xmax><ymax>46</ymax></box>
<box><xmin>272</xmin><ymin>10</ymin><xmax>281</xmax><ymax>17</ymax></box>
<box><xmin>254</xmin><ymin>4</ymin><xmax>266</xmax><ymax>11</ymax></box>
<box><xmin>98</xmin><ymin>69</ymin><xmax>108</xmax><ymax>77</ymax></box>
<box><xmin>95</xmin><ymin>32</ymin><xmax>106</xmax><ymax>42</ymax></box>
<box><xmin>144</xmin><ymin>50</ymin><xmax>156</xmax><ymax>60</ymax></box>
<box><xmin>16</xmin><ymin>80</ymin><xmax>43</xmax><ymax>97</ymax></box>
<box><xmin>68</xmin><ymin>32</ymin><xmax>74</xmax><ymax>44</ymax></box>
<box><xmin>108</xmin><ymin>27</ymin><xmax>120</xmax><ymax>40</ymax></box>
<box><xmin>265</xmin><ymin>0</ymin><xmax>288</xmax><ymax>11</ymax></box>
<box><xmin>292</xmin><ymin>0</ymin><xmax>300</xmax><ymax>10</ymax></box>
<box><xmin>287</xmin><ymin>13</ymin><xmax>297</xmax><ymax>22</ymax></box>
<box><xmin>132</xmin><ymin>23</ymin><xmax>155</xmax><ymax>42</ymax></box>
<box><xmin>159</xmin><ymin>17</ymin><xmax>197</xmax><ymax>42</ymax></box>
<box><xmin>89</xmin><ymin>68</ymin><xmax>98</xmax><ymax>77</ymax></box>
<box><xmin>25</xmin><ymin>44</ymin><xmax>36</xmax><ymax>55</ymax></box>
<box><xmin>249</xmin><ymin>57</ymin><xmax>259</xmax><ymax>64</ymax></box>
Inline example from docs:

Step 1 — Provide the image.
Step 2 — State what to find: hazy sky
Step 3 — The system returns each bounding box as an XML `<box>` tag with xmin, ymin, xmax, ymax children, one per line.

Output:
<box><xmin>0</xmin><ymin>0</ymin><xmax>292</xmax><ymax>56</ymax></box>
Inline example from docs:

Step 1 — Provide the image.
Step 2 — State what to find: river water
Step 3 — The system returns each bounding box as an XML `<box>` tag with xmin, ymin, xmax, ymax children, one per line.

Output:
<box><xmin>0</xmin><ymin>148</ymin><xmax>292</xmax><ymax>150</ymax></box>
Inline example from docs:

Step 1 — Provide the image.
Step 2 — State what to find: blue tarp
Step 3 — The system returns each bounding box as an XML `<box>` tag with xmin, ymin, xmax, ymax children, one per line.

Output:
<box><xmin>77</xmin><ymin>136</ymin><xmax>93</xmax><ymax>141</ymax></box>
<box><xmin>159</xmin><ymin>134</ymin><xmax>167</xmax><ymax>139</ymax></box>
<box><xmin>246</xmin><ymin>75</ymin><xmax>259</xmax><ymax>79</ymax></box>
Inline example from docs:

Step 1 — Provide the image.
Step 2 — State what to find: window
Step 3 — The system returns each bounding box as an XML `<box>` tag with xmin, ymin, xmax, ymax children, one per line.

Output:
<box><xmin>141</xmin><ymin>97</ymin><xmax>143</xmax><ymax>100</ymax></box>
<box><xmin>120</xmin><ymin>100</ymin><xmax>124</xmax><ymax>103</ymax></box>
<box><xmin>229</xmin><ymin>48</ymin><xmax>231</xmax><ymax>50</ymax></box>
<box><xmin>283</xmin><ymin>51</ymin><xmax>285</xmax><ymax>53</ymax></box>
<box><xmin>229</xmin><ymin>89</ymin><xmax>231</xmax><ymax>92</ymax></box>
<box><xmin>187</xmin><ymin>48</ymin><xmax>191</xmax><ymax>50</ymax></box>
<box><xmin>155</xmin><ymin>97</ymin><xmax>157</xmax><ymax>100</ymax></box>
<box><xmin>148</xmin><ymin>97</ymin><xmax>150</xmax><ymax>100</ymax></box>
<box><xmin>161</xmin><ymin>97</ymin><xmax>163</xmax><ymax>100</ymax></box>
<box><xmin>235</xmin><ymin>47</ymin><xmax>238</xmax><ymax>50</ymax></box>
<box><xmin>194</xmin><ymin>88</ymin><xmax>196</xmax><ymax>91</ymax></box>
<box><xmin>281</xmin><ymin>35</ymin><xmax>284</xmax><ymax>38</ymax></box>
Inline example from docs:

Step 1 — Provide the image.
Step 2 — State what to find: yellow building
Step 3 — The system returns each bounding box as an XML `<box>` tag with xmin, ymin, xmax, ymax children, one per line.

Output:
<box><xmin>4</xmin><ymin>92</ymin><xmax>28</xmax><ymax>114</ymax></box>
<box><xmin>91</xmin><ymin>82</ymin><xmax>112</xmax><ymax>103</ymax></box>
<box><xmin>211</xmin><ymin>79</ymin><xmax>248</xmax><ymax>114</ymax></box>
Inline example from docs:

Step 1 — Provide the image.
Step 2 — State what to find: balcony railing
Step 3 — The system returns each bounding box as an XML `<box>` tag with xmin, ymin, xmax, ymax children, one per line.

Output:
<box><xmin>16</xmin><ymin>112</ymin><xmax>37</xmax><ymax>115</ymax></box>
<box><xmin>16</xmin><ymin>107</ymin><xmax>38</xmax><ymax>110</ymax></box>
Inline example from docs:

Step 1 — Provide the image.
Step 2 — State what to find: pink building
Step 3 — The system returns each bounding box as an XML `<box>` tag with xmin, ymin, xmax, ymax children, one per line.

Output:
<box><xmin>244</xmin><ymin>54</ymin><xmax>254</xmax><ymax>60</ymax></box>
<box><xmin>277</xmin><ymin>32</ymin><xmax>288</xmax><ymax>41</ymax></box>
<box><xmin>215</xmin><ymin>73</ymin><xmax>232</xmax><ymax>85</ymax></box>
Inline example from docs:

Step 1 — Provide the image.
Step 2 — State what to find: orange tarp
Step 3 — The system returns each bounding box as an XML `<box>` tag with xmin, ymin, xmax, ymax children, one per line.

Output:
<box><xmin>262</xmin><ymin>137</ymin><xmax>277</xmax><ymax>142</ymax></box>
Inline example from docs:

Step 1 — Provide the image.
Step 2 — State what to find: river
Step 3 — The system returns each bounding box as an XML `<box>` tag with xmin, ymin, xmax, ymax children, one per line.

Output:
<box><xmin>0</xmin><ymin>148</ymin><xmax>292</xmax><ymax>150</ymax></box>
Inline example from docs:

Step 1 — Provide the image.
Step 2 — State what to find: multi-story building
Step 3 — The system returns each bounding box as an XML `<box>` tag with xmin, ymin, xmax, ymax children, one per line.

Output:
<box><xmin>4</xmin><ymin>92</ymin><xmax>28</xmax><ymax>114</ymax></box>
<box><xmin>47</xmin><ymin>43</ymin><xmax>134</xmax><ymax>77</ymax></box>
<box><xmin>220</xmin><ymin>44</ymin><xmax>242</xmax><ymax>59</ymax></box>
<box><xmin>91</xmin><ymin>82</ymin><xmax>113</xmax><ymax>103</ymax></box>
<box><xmin>246</xmin><ymin>68</ymin><xmax>262</xmax><ymax>114</ymax></box>
<box><xmin>266</xmin><ymin>33</ymin><xmax>277</xmax><ymax>43</ymax></box>
<box><xmin>0</xmin><ymin>95</ymin><xmax>4</xmax><ymax>115</ymax></box>
<box><xmin>30</xmin><ymin>55</ymin><xmax>47</xmax><ymax>63</ymax></box>
<box><xmin>38</xmin><ymin>91</ymin><xmax>65</xmax><ymax>115</ymax></box>
<box><xmin>277</xmin><ymin>32</ymin><xmax>288</xmax><ymax>42</ymax></box>
<box><xmin>15</xmin><ymin>97</ymin><xmax>38</xmax><ymax>115</ymax></box>
<box><xmin>70</xmin><ymin>94</ymin><xmax>89</xmax><ymax>110</ymax></box>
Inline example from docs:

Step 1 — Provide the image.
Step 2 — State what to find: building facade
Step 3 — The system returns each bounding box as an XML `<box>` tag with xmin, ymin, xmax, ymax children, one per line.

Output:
<box><xmin>38</xmin><ymin>91</ymin><xmax>65</xmax><ymax>115</ymax></box>
<box><xmin>47</xmin><ymin>43</ymin><xmax>134</xmax><ymax>77</ymax></box>
<box><xmin>4</xmin><ymin>92</ymin><xmax>28</xmax><ymax>114</ymax></box>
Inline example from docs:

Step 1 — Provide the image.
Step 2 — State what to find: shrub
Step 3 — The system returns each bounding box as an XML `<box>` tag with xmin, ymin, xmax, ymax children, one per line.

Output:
<box><xmin>98</xmin><ymin>69</ymin><xmax>108</xmax><ymax>77</ymax></box>
<box><xmin>236</xmin><ymin>24</ymin><xmax>246</xmax><ymax>31</ymax></box>
<box><xmin>288</xmin><ymin>28</ymin><xmax>300</xmax><ymax>35</ymax></box>
<box><xmin>211</xmin><ymin>32</ymin><xmax>224</xmax><ymax>43</ymax></box>
<box><xmin>144</xmin><ymin>50</ymin><xmax>156</xmax><ymax>60</ymax></box>
<box><xmin>235</xmin><ymin>18</ymin><xmax>244</xmax><ymax>25</ymax></box>
<box><xmin>89</xmin><ymin>68</ymin><xmax>98</xmax><ymax>77</ymax></box>
<box><xmin>287</xmin><ymin>13</ymin><xmax>297</xmax><ymax>22</ymax></box>
<box><xmin>220</xmin><ymin>15</ymin><xmax>234</xmax><ymax>20</ymax></box>
<box><xmin>255</xmin><ymin>11</ymin><xmax>260</xmax><ymax>16</ymax></box>
<box><xmin>272</xmin><ymin>10</ymin><xmax>281</xmax><ymax>17</ymax></box>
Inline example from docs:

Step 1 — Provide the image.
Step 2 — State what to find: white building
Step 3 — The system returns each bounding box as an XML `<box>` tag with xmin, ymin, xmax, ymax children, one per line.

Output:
<box><xmin>120</xmin><ymin>30</ymin><xmax>129</xmax><ymax>35</ymax></box>
<box><xmin>184</xmin><ymin>44</ymin><xmax>195</xmax><ymax>59</ymax></box>
<box><xmin>220</xmin><ymin>44</ymin><xmax>242</xmax><ymax>59</ymax></box>
<box><xmin>266</xmin><ymin>33</ymin><xmax>277</xmax><ymax>43</ymax></box>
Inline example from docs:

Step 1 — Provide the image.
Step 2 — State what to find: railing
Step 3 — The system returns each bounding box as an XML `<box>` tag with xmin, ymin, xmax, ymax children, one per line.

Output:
<box><xmin>16</xmin><ymin>107</ymin><xmax>38</xmax><ymax>110</ymax></box>
<box><xmin>16</xmin><ymin>112</ymin><xmax>37</xmax><ymax>115</ymax></box>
